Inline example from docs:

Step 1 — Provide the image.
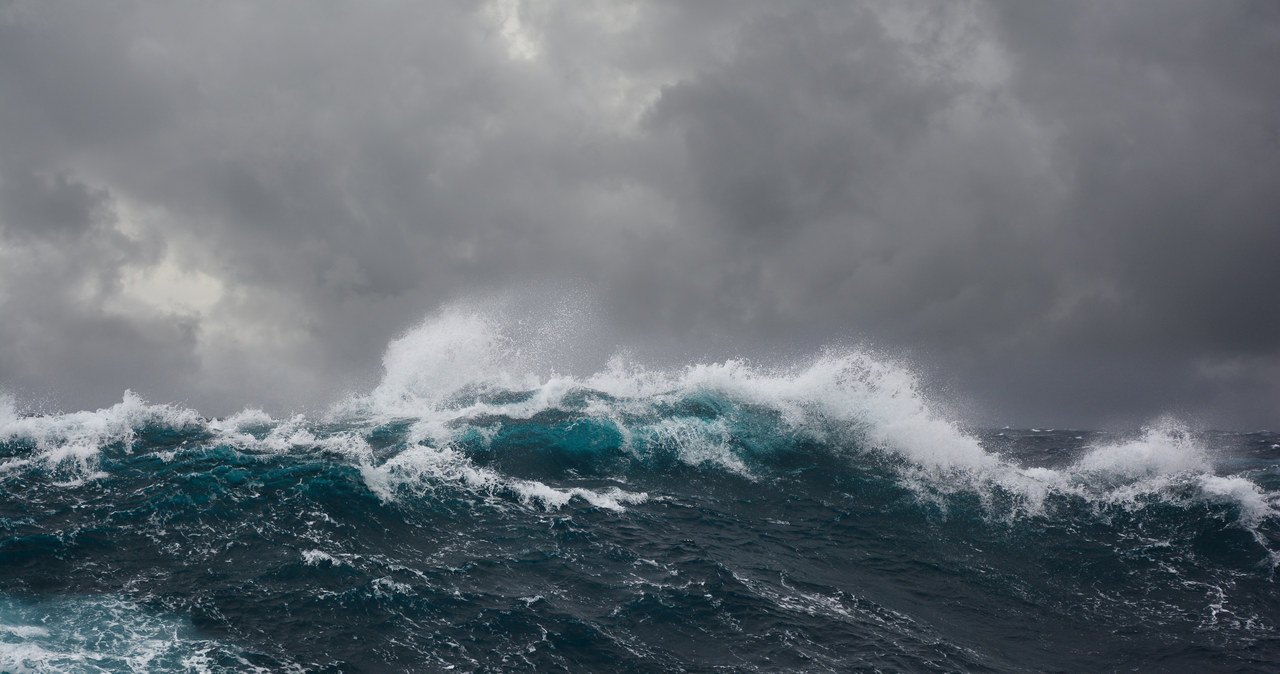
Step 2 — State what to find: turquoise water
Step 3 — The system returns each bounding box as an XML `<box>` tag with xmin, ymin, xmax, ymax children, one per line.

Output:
<box><xmin>2</xmin><ymin>310</ymin><xmax>1277</xmax><ymax>672</ymax></box>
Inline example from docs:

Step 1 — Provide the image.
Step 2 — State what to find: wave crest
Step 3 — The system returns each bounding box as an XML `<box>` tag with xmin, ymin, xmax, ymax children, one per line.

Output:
<box><xmin>2</xmin><ymin>303</ymin><xmax>1277</xmax><ymax>535</ymax></box>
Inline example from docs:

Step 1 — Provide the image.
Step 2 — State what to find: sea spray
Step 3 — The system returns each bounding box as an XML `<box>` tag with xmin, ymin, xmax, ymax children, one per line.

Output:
<box><xmin>1</xmin><ymin>302</ymin><xmax>1277</xmax><ymax>671</ymax></box>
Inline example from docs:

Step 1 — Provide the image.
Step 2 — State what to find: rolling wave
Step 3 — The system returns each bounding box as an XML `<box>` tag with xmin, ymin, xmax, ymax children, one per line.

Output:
<box><xmin>2</xmin><ymin>303</ymin><xmax>1278</xmax><ymax>670</ymax></box>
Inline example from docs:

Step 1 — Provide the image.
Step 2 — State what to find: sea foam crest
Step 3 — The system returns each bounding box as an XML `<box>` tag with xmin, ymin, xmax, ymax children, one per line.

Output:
<box><xmin>1073</xmin><ymin>417</ymin><xmax>1209</xmax><ymax>477</ymax></box>
<box><xmin>0</xmin><ymin>391</ymin><xmax>202</xmax><ymax>485</ymax></box>
<box><xmin>347</xmin><ymin>302</ymin><xmax>989</xmax><ymax>474</ymax></box>
<box><xmin>359</xmin><ymin>441</ymin><xmax>648</xmax><ymax>511</ymax></box>
<box><xmin>3</xmin><ymin>300</ymin><xmax>1275</xmax><ymax>527</ymax></box>
<box><xmin>348</xmin><ymin>302</ymin><xmax>1278</xmax><ymax>529</ymax></box>
<box><xmin>975</xmin><ymin>419</ymin><xmax>1280</xmax><ymax>528</ymax></box>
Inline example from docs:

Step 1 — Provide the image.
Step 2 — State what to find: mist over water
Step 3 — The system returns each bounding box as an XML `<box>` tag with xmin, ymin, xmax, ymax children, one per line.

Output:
<box><xmin>2</xmin><ymin>299</ymin><xmax>1278</xmax><ymax>671</ymax></box>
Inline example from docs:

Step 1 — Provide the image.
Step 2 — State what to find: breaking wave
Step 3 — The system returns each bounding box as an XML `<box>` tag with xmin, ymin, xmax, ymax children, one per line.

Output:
<box><xmin>2</xmin><ymin>300</ymin><xmax>1278</xmax><ymax>670</ymax></box>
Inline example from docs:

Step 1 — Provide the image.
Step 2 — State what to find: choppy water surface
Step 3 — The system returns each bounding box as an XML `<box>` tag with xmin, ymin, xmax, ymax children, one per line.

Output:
<box><xmin>3</xmin><ymin>308</ymin><xmax>1277</xmax><ymax>672</ymax></box>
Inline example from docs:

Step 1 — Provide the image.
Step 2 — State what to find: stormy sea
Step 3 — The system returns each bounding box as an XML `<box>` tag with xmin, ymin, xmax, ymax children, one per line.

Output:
<box><xmin>2</xmin><ymin>307</ymin><xmax>1278</xmax><ymax>672</ymax></box>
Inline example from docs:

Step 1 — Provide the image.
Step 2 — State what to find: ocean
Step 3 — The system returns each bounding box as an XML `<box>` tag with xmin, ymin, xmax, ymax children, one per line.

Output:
<box><xmin>2</xmin><ymin>307</ymin><xmax>1278</xmax><ymax>672</ymax></box>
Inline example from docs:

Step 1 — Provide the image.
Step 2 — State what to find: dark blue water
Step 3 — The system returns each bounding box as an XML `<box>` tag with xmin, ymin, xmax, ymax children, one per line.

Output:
<box><xmin>3</xmin><ymin>312</ymin><xmax>1278</xmax><ymax>672</ymax></box>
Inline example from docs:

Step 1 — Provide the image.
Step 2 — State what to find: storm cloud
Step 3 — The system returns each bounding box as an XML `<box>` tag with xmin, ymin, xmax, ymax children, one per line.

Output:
<box><xmin>0</xmin><ymin>0</ymin><xmax>1277</xmax><ymax>428</ymax></box>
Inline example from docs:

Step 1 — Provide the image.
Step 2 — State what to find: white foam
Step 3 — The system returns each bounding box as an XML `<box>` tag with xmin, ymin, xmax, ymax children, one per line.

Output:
<box><xmin>365</xmin><ymin>304</ymin><xmax>541</xmax><ymax>415</ymax></box>
<box><xmin>4</xmin><ymin>300</ymin><xmax>1275</xmax><ymax>533</ymax></box>
<box><xmin>301</xmin><ymin>549</ymin><xmax>343</xmax><ymax>566</ymax></box>
<box><xmin>588</xmin><ymin>353</ymin><xmax>993</xmax><ymax>473</ymax></box>
<box><xmin>217</xmin><ymin>407</ymin><xmax>275</xmax><ymax>430</ymax></box>
<box><xmin>641</xmin><ymin>416</ymin><xmax>753</xmax><ymax>476</ymax></box>
<box><xmin>0</xmin><ymin>391</ymin><xmax>203</xmax><ymax>484</ymax></box>
<box><xmin>1198</xmin><ymin>475</ymin><xmax>1278</xmax><ymax>525</ymax></box>
<box><xmin>0</xmin><ymin>393</ymin><xmax>19</xmax><ymax>428</ymax></box>
<box><xmin>346</xmin><ymin>303</ymin><xmax>990</xmax><ymax>475</ymax></box>
<box><xmin>0</xmin><ymin>624</ymin><xmax>49</xmax><ymax>639</ymax></box>
<box><xmin>337</xmin><ymin>304</ymin><xmax>992</xmax><ymax>509</ymax></box>
<box><xmin>1073</xmin><ymin>418</ymin><xmax>1208</xmax><ymax>478</ymax></box>
<box><xmin>205</xmin><ymin>412</ymin><xmax>374</xmax><ymax>464</ymax></box>
<box><xmin>0</xmin><ymin>594</ymin><xmax>270</xmax><ymax>673</ymax></box>
<box><xmin>960</xmin><ymin>420</ymin><xmax>1280</xmax><ymax>528</ymax></box>
<box><xmin>332</xmin><ymin>302</ymin><xmax>1280</xmax><ymax>529</ymax></box>
<box><xmin>371</xmin><ymin>577</ymin><xmax>414</xmax><ymax>596</ymax></box>
<box><xmin>360</xmin><ymin>441</ymin><xmax>647</xmax><ymax>511</ymax></box>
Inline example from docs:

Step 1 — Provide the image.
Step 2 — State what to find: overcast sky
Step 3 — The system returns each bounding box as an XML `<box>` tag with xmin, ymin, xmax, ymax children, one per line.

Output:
<box><xmin>1</xmin><ymin>0</ymin><xmax>1277</xmax><ymax>429</ymax></box>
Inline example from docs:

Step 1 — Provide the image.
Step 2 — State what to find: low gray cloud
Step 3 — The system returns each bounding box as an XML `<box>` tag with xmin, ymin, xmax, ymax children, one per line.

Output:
<box><xmin>0</xmin><ymin>169</ymin><xmax>110</xmax><ymax>241</ymax></box>
<box><xmin>0</xmin><ymin>0</ymin><xmax>1276</xmax><ymax>428</ymax></box>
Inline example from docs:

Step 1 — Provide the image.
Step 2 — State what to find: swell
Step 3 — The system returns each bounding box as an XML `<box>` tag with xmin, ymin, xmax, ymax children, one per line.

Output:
<box><xmin>3</xmin><ymin>403</ymin><xmax>1278</xmax><ymax>670</ymax></box>
<box><xmin>3</xmin><ymin>386</ymin><xmax>1278</xmax><ymax>602</ymax></box>
<box><xmin>3</xmin><ymin>302</ymin><xmax>1280</xmax><ymax>670</ymax></box>
<box><xmin>2</xmin><ymin>301</ymin><xmax>1278</xmax><ymax>536</ymax></box>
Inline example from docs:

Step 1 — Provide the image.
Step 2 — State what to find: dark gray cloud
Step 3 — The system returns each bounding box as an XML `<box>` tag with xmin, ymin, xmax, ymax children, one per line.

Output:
<box><xmin>0</xmin><ymin>169</ymin><xmax>110</xmax><ymax>240</ymax></box>
<box><xmin>0</xmin><ymin>0</ymin><xmax>1276</xmax><ymax>428</ymax></box>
